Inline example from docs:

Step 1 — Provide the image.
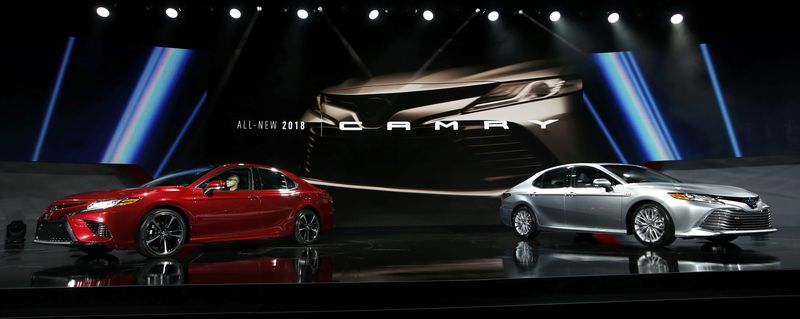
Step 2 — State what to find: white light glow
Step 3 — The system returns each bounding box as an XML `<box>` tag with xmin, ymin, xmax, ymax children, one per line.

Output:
<box><xmin>297</xmin><ymin>9</ymin><xmax>309</xmax><ymax>19</ymax></box>
<box><xmin>96</xmin><ymin>7</ymin><xmax>110</xmax><ymax>18</ymax></box>
<box><xmin>423</xmin><ymin>10</ymin><xmax>434</xmax><ymax>21</ymax></box>
<box><xmin>550</xmin><ymin>11</ymin><xmax>561</xmax><ymax>22</ymax></box>
<box><xmin>488</xmin><ymin>11</ymin><xmax>499</xmax><ymax>21</ymax></box>
<box><xmin>671</xmin><ymin>13</ymin><xmax>684</xmax><ymax>25</ymax></box>
<box><xmin>166</xmin><ymin>8</ymin><xmax>178</xmax><ymax>19</ymax></box>
<box><xmin>608</xmin><ymin>12</ymin><xmax>620</xmax><ymax>24</ymax></box>
<box><xmin>230</xmin><ymin>8</ymin><xmax>241</xmax><ymax>19</ymax></box>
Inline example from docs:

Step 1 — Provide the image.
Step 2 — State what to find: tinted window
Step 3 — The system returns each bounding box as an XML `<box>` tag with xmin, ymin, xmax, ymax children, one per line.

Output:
<box><xmin>573</xmin><ymin>166</ymin><xmax>619</xmax><ymax>188</ymax></box>
<box><xmin>602</xmin><ymin>165</ymin><xmax>681</xmax><ymax>184</ymax></box>
<box><xmin>142</xmin><ymin>166</ymin><xmax>214</xmax><ymax>187</ymax></box>
<box><xmin>257</xmin><ymin>169</ymin><xmax>295</xmax><ymax>190</ymax></box>
<box><xmin>203</xmin><ymin>168</ymin><xmax>253</xmax><ymax>191</ymax></box>
<box><xmin>533</xmin><ymin>167</ymin><xmax>569</xmax><ymax>188</ymax></box>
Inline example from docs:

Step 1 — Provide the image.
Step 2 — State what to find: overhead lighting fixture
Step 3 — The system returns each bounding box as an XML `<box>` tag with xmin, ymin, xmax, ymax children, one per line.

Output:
<box><xmin>256</xmin><ymin>6</ymin><xmax>262</xmax><ymax>12</ymax></box>
<box><xmin>229</xmin><ymin>8</ymin><xmax>241</xmax><ymax>19</ymax></box>
<box><xmin>423</xmin><ymin>10</ymin><xmax>434</xmax><ymax>21</ymax></box>
<box><xmin>607</xmin><ymin>12</ymin><xmax>620</xmax><ymax>24</ymax></box>
<box><xmin>488</xmin><ymin>11</ymin><xmax>499</xmax><ymax>21</ymax></box>
<box><xmin>670</xmin><ymin>13</ymin><xmax>684</xmax><ymax>25</ymax></box>
<box><xmin>166</xmin><ymin>8</ymin><xmax>179</xmax><ymax>19</ymax></box>
<box><xmin>96</xmin><ymin>6</ymin><xmax>110</xmax><ymax>18</ymax></box>
<box><xmin>475</xmin><ymin>8</ymin><xmax>481</xmax><ymax>13</ymax></box>
<box><xmin>549</xmin><ymin>11</ymin><xmax>561</xmax><ymax>22</ymax></box>
<box><xmin>297</xmin><ymin>9</ymin><xmax>309</xmax><ymax>19</ymax></box>
<box><xmin>369</xmin><ymin>9</ymin><xmax>380</xmax><ymax>20</ymax></box>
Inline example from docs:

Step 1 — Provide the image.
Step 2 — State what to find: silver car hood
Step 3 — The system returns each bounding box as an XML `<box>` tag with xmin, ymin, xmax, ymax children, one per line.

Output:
<box><xmin>630</xmin><ymin>182</ymin><xmax>757</xmax><ymax>198</ymax></box>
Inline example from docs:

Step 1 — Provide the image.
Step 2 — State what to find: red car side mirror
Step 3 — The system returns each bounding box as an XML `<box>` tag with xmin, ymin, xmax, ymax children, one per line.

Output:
<box><xmin>204</xmin><ymin>180</ymin><xmax>228</xmax><ymax>196</ymax></box>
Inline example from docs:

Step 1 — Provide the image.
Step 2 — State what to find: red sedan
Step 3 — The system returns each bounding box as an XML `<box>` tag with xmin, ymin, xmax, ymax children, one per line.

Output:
<box><xmin>33</xmin><ymin>164</ymin><xmax>335</xmax><ymax>258</ymax></box>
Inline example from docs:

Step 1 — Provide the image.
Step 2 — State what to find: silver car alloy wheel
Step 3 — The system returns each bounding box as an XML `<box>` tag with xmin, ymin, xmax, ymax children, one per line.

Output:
<box><xmin>514</xmin><ymin>209</ymin><xmax>533</xmax><ymax>236</ymax></box>
<box><xmin>297</xmin><ymin>211</ymin><xmax>320</xmax><ymax>243</ymax></box>
<box><xmin>634</xmin><ymin>207</ymin><xmax>666</xmax><ymax>243</ymax></box>
<box><xmin>143</xmin><ymin>211</ymin><xmax>186</xmax><ymax>256</ymax></box>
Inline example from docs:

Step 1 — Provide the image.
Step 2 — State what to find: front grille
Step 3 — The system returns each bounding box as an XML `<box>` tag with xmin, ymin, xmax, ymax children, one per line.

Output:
<box><xmin>35</xmin><ymin>221</ymin><xmax>73</xmax><ymax>243</ymax></box>
<box><xmin>84</xmin><ymin>221</ymin><xmax>111</xmax><ymax>238</ymax></box>
<box><xmin>717</xmin><ymin>196</ymin><xmax>760</xmax><ymax>209</ymax></box>
<box><xmin>700</xmin><ymin>209</ymin><xmax>772</xmax><ymax>231</ymax></box>
<box><xmin>303</xmin><ymin>121</ymin><xmax>560</xmax><ymax>190</ymax></box>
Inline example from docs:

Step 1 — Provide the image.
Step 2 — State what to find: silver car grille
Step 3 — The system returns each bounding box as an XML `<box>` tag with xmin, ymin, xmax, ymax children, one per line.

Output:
<box><xmin>700</xmin><ymin>208</ymin><xmax>772</xmax><ymax>231</ymax></box>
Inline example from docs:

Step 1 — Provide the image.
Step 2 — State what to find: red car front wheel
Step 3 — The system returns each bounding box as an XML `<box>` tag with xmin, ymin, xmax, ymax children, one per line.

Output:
<box><xmin>135</xmin><ymin>208</ymin><xmax>188</xmax><ymax>258</ymax></box>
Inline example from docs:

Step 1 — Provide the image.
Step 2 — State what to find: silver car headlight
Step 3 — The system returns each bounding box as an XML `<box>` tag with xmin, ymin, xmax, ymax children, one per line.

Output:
<box><xmin>83</xmin><ymin>198</ymin><xmax>141</xmax><ymax>212</ymax></box>
<box><xmin>463</xmin><ymin>78</ymin><xmax>581</xmax><ymax>113</ymax></box>
<box><xmin>669</xmin><ymin>193</ymin><xmax>723</xmax><ymax>205</ymax></box>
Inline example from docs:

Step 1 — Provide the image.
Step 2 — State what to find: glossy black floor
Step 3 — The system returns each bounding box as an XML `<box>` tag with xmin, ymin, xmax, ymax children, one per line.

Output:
<box><xmin>2</xmin><ymin>225</ymin><xmax>798</xmax><ymax>288</ymax></box>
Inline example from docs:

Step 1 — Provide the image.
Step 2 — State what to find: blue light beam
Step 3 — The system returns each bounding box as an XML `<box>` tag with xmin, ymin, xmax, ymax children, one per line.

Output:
<box><xmin>33</xmin><ymin>37</ymin><xmax>76</xmax><ymax>161</ymax></box>
<box><xmin>700</xmin><ymin>43</ymin><xmax>742</xmax><ymax>158</ymax></box>
<box><xmin>154</xmin><ymin>91</ymin><xmax>207</xmax><ymax>177</ymax></box>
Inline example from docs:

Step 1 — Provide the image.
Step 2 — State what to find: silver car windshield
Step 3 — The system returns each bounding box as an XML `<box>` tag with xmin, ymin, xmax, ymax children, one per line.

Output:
<box><xmin>601</xmin><ymin>165</ymin><xmax>681</xmax><ymax>184</ymax></box>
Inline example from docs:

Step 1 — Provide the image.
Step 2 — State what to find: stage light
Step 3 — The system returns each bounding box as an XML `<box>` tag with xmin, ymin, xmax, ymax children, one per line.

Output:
<box><xmin>549</xmin><ymin>11</ymin><xmax>561</xmax><ymax>22</ymax></box>
<box><xmin>670</xmin><ymin>13</ymin><xmax>684</xmax><ymax>25</ymax></box>
<box><xmin>488</xmin><ymin>11</ymin><xmax>499</xmax><ymax>21</ymax></box>
<box><xmin>423</xmin><ymin>10</ymin><xmax>434</xmax><ymax>21</ymax></box>
<box><xmin>96</xmin><ymin>6</ymin><xmax>110</xmax><ymax>18</ymax></box>
<box><xmin>166</xmin><ymin>8</ymin><xmax>179</xmax><ymax>19</ymax></box>
<box><xmin>369</xmin><ymin>9</ymin><xmax>379</xmax><ymax>20</ymax></box>
<box><xmin>607</xmin><ymin>12</ymin><xmax>620</xmax><ymax>24</ymax></box>
<box><xmin>229</xmin><ymin>8</ymin><xmax>241</xmax><ymax>19</ymax></box>
<box><xmin>317</xmin><ymin>7</ymin><xmax>323</xmax><ymax>12</ymax></box>
<box><xmin>476</xmin><ymin>8</ymin><xmax>481</xmax><ymax>13</ymax></box>
<box><xmin>297</xmin><ymin>9</ymin><xmax>309</xmax><ymax>19</ymax></box>
<box><xmin>256</xmin><ymin>6</ymin><xmax>262</xmax><ymax>12</ymax></box>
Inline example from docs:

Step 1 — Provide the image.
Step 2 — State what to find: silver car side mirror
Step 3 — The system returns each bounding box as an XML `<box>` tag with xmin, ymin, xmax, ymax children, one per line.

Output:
<box><xmin>592</xmin><ymin>178</ymin><xmax>613</xmax><ymax>192</ymax></box>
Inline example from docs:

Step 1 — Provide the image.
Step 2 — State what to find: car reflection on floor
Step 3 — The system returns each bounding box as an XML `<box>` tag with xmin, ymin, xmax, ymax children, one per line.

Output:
<box><xmin>503</xmin><ymin>235</ymin><xmax>781</xmax><ymax>278</ymax></box>
<box><xmin>30</xmin><ymin>245</ymin><xmax>333</xmax><ymax>287</ymax></box>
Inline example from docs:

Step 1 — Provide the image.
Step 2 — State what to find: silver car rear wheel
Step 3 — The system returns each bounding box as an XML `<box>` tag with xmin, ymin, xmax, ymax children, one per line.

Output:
<box><xmin>513</xmin><ymin>207</ymin><xmax>538</xmax><ymax>238</ymax></box>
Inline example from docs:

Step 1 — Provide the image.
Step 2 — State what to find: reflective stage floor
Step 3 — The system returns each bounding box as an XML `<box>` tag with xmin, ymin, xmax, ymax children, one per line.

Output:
<box><xmin>2</xmin><ymin>226</ymin><xmax>798</xmax><ymax>287</ymax></box>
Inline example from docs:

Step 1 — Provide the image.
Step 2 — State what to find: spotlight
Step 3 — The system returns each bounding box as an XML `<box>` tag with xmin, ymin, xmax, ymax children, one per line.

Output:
<box><xmin>607</xmin><ymin>12</ymin><xmax>620</xmax><ymax>24</ymax></box>
<box><xmin>96</xmin><ymin>6</ymin><xmax>110</xmax><ymax>18</ymax></box>
<box><xmin>317</xmin><ymin>7</ymin><xmax>323</xmax><ymax>12</ymax></box>
<box><xmin>423</xmin><ymin>10</ymin><xmax>434</xmax><ymax>21</ymax></box>
<box><xmin>518</xmin><ymin>10</ymin><xmax>524</xmax><ymax>15</ymax></box>
<box><xmin>256</xmin><ymin>6</ymin><xmax>262</xmax><ymax>12</ymax></box>
<box><xmin>166</xmin><ymin>8</ymin><xmax>179</xmax><ymax>19</ymax></box>
<box><xmin>369</xmin><ymin>9</ymin><xmax>379</xmax><ymax>20</ymax></box>
<box><xmin>549</xmin><ymin>11</ymin><xmax>561</xmax><ymax>22</ymax></box>
<box><xmin>475</xmin><ymin>8</ymin><xmax>481</xmax><ymax>13</ymax></box>
<box><xmin>487</xmin><ymin>11</ymin><xmax>499</xmax><ymax>21</ymax></box>
<box><xmin>297</xmin><ymin>9</ymin><xmax>309</xmax><ymax>19</ymax></box>
<box><xmin>670</xmin><ymin>13</ymin><xmax>684</xmax><ymax>25</ymax></box>
<box><xmin>229</xmin><ymin>8</ymin><xmax>242</xmax><ymax>19</ymax></box>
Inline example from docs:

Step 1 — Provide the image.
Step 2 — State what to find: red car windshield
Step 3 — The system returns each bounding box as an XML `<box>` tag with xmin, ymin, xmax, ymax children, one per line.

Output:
<box><xmin>142</xmin><ymin>166</ymin><xmax>215</xmax><ymax>187</ymax></box>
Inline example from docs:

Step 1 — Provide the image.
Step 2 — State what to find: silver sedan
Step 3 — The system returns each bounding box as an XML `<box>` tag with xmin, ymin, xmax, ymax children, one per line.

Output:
<box><xmin>499</xmin><ymin>163</ymin><xmax>777</xmax><ymax>247</ymax></box>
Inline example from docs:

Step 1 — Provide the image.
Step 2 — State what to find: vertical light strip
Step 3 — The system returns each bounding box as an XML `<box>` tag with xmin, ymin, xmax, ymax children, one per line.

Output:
<box><xmin>582</xmin><ymin>94</ymin><xmax>628</xmax><ymax>163</ymax></box>
<box><xmin>593</xmin><ymin>52</ymin><xmax>683</xmax><ymax>161</ymax></box>
<box><xmin>700</xmin><ymin>43</ymin><xmax>742</xmax><ymax>158</ymax></box>
<box><xmin>102</xmin><ymin>47</ymin><xmax>192</xmax><ymax>164</ymax></box>
<box><xmin>33</xmin><ymin>37</ymin><xmax>76</xmax><ymax>161</ymax></box>
<box><xmin>623</xmin><ymin>52</ymin><xmax>682</xmax><ymax>159</ymax></box>
<box><xmin>102</xmin><ymin>47</ymin><xmax>164</xmax><ymax>163</ymax></box>
<box><xmin>593</xmin><ymin>52</ymin><xmax>672</xmax><ymax>160</ymax></box>
<box><xmin>154</xmin><ymin>91</ymin><xmax>207</xmax><ymax>177</ymax></box>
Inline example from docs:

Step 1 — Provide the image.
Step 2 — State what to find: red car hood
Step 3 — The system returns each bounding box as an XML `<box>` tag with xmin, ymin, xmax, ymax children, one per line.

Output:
<box><xmin>42</xmin><ymin>187</ymin><xmax>183</xmax><ymax>221</ymax></box>
<box><xmin>60</xmin><ymin>188</ymin><xmax>157</xmax><ymax>201</ymax></box>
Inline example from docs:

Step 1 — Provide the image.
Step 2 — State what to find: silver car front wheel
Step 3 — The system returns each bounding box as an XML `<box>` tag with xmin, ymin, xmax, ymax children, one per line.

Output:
<box><xmin>630</xmin><ymin>203</ymin><xmax>675</xmax><ymax>247</ymax></box>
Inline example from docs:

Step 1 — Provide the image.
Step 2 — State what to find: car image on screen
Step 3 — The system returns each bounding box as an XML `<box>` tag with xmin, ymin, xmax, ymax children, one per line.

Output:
<box><xmin>499</xmin><ymin>163</ymin><xmax>776</xmax><ymax>247</ymax></box>
<box><xmin>33</xmin><ymin>164</ymin><xmax>335</xmax><ymax>258</ymax></box>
